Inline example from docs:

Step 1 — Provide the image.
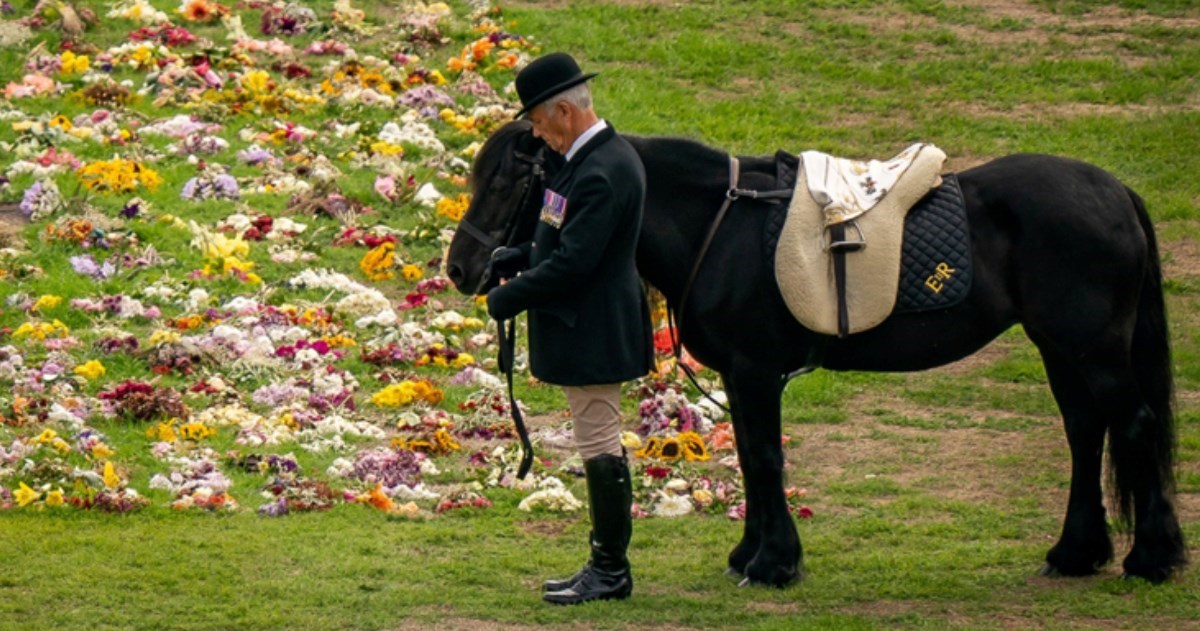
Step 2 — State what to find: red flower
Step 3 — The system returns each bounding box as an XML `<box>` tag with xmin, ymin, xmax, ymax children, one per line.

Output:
<box><xmin>644</xmin><ymin>466</ymin><xmax>672</xmax><ymax>479</ymax></box>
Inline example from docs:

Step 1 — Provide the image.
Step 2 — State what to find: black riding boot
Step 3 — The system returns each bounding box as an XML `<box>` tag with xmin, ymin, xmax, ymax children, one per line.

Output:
<box><xmin>543</xmin><ymin>454</ymin><xmax>633</xmax><ymax>604</ymax></box>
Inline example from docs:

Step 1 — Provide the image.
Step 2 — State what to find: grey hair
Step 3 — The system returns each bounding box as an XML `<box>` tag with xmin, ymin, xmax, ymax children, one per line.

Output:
<box><xmin>540</xmin><ymin>82</ymin><xmax>592</xmax><ymax>115</ymax></box>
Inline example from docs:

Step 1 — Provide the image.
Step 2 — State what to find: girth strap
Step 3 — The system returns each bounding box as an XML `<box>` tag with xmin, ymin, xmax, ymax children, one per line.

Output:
<box><xmin>670</xmin><ymin>155</ymin><xmax>796</xmax><ymax>413</ymax></box>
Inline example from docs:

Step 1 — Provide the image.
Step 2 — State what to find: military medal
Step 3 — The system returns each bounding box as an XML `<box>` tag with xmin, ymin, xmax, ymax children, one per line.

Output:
<box><xmin>540</xmin><ymin>188</ymin><xmax>568</xmax><ymax>228</ymax></box>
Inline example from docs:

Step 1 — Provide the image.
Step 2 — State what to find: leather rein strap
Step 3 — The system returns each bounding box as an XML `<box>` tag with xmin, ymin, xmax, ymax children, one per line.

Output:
<box><xmin>470</xmin><ymin>148</ymin><xmax>546</xmax><ymax>479</ymax></box>
<box><xmin>669</xmin><ymin>155</ymin><xmax>793</xmax><ymax>411</ymax></box>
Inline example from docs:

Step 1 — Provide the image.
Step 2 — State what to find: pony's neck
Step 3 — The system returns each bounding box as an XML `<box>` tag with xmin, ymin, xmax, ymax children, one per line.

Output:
<box><xmin>628</xmin><ymin>135</ymin><xmax>731</xmax><ymax>304</ymax></box>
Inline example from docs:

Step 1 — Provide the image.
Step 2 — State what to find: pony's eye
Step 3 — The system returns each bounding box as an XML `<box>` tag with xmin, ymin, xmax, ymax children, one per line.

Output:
<box><xmin>489</xmin><ymin>179</ymin><xmax>511</xmax><ymax>195</ymax></box>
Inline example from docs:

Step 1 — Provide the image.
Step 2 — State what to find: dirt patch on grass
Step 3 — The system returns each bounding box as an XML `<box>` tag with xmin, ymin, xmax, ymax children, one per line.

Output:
<box><xmin>1162</xmin><ymin>236</ymin><xmax>1200</xmax><ymax>280</ymax></box>
<box><xmin>0</xmin><ymin>203</ymin><xmax>28</xmax><ymax>249</ymax></box>
<box><xmin>0</xmin><ymin>21</ymin><xmax>33</xmax><ymax>48</ymax></box>
<box><xmin>788</xmin><ymin>390</ymin><xmax>1066</xmax><ymax>508</ymax></box>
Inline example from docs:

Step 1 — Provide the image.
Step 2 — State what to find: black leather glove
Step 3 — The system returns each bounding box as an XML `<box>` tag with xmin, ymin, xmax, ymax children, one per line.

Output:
<box><xmin>486</xmin><ymin>284</ymin><xmax>520</xmax><ymax>321</ymax></box>
<box><xmin>489</xmin><ymin>246</ymin><xmax>526</xmax><ymax>280</ymax></box>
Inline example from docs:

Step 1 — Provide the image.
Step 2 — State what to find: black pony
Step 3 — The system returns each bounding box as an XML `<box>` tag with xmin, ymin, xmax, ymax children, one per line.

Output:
<box><xmin>446</xmin><ymin>120</ymin><xmax>1187</xmax><ymax>585</ymax></box>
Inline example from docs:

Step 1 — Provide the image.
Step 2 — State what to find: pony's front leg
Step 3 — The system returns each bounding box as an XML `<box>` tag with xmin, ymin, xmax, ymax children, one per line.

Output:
<box><xmin>723</xmin><ymin>364</ymin><xmax>802</xmax><ymax>587</ymax></box>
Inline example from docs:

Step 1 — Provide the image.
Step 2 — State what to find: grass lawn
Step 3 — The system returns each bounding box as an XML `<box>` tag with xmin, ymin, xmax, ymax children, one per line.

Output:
<box><xmin>1</xmin><ymin>0</ymin><xmax>1199</xmax><ymax>629</ymax></box>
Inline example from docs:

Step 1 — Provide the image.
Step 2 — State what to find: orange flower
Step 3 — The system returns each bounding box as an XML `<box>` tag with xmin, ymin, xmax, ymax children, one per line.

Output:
<box><xmin>180</xmin><ymin>0</ymin><xmax>228</xmax><ymax>22</ymax></box>
<box><xmin>709</xmin><ymin>422</ymin><xmax>736</xmax><ymax>452</ymax></box>
<box><xmin>364</xmin><ymin>483</ymin><xmax>394</xmax><ymax>512</ymax></box>
<box><xmin>470</xmin><ymin>38</ymin><xmax>495</xmax><ymax>61</ymax></box>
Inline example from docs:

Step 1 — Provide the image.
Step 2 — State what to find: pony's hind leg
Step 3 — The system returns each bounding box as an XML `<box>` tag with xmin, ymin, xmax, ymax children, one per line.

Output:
<box><xmin>1037</xmin><ymin>333</ymin><xmax>1185</xmax><ymax>582</ymax></box>
<box><xmin>723</xmin><ymin>363</ymin><xmax>801</xmax><ymax>587</ymax></box>
<box><xmin>1032</xmin><ymin>343</ymin><xmax>1113</xmax><ymax>576</ymax></box>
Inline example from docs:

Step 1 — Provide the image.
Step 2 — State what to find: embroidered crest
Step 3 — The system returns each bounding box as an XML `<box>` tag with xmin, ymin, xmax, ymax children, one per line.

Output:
<box><xmin>539</xmin><ymin>189</ymin><xmax>567</xmax><ymax>228</ymax></box>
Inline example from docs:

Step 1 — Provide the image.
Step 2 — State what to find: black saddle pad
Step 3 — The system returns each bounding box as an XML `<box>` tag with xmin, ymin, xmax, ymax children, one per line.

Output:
<box><xmin>895</xmin><ymin>173</ymin><xmax>971</xmax><ymax>314</ymax></box>
<box><xmin>763</xmin><ymin>167</ymin><xmax>972</xmax><ymax>317</ymax></box>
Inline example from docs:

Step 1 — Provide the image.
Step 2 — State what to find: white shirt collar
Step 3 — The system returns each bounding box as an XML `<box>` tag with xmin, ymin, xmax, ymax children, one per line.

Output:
<box><xmin>564</xmin><ymin>119</ymin><xmax>608</xmax><ymax>162</ymax></box>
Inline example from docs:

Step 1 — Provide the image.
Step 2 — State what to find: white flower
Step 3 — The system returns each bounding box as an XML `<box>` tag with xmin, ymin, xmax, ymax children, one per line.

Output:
<box><xmin>652</xmin><ymin>493</ymin><xmax>694</xmax><ymax>517</ymax></box>
<box><xmin>518</xmin><ymin>485</ymin><xmax>583</xmax><ymax>512</ymax></box>
<box><xmin>664</xmin><ymin>478</ymin><xmax>690</xmax><ymax>493</ymax></box>
<box><xmin>414</xmin><ymin>182</ymin><xmax>443</xmax><ymax>207</ymax></box>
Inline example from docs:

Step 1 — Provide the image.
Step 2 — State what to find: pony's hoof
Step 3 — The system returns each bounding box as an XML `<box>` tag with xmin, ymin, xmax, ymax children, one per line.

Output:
<box><xmin>737</xmin><ymin>577</ymin><xmax>753</xmax><ymax>588</ymax></box>
<box><xmin>1038</xmin><ymin>564</ymin><xmax>1063</xmax><ymax>578</ymax></box>
<box><xmin>724</xmin><ymin>567</ymin><xmax>744</xmax><ymax>579</ymax></box>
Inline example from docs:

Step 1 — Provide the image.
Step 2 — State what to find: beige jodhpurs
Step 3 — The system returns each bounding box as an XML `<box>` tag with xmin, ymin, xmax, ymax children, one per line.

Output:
<box><xmin>562</xmin><ymin>383</ymin><xmax>624</xmax><ymax>460</ymax></box>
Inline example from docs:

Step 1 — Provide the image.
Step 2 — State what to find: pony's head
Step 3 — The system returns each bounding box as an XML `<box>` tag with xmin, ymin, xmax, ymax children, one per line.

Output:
<box><xmin>446</xmin><ymin>120</ymin><xmax>550</xmax><ymax>295</ymax></box>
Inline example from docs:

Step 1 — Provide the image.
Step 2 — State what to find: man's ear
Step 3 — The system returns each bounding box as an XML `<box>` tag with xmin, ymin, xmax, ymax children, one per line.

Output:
<box><xmin>555</xmin><ymin>99</ymin><xmax>573</xmax><ymax>120</ymax></box>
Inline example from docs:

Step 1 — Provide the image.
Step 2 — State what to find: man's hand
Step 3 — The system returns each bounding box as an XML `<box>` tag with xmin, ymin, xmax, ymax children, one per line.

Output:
<box><xmin>490</xmin><ymin>246</ymin><xmax>526</xmax><ymax>279</ymax></box>
<box><xmin>486</xmin><ymin>284</ymin><xmax>519</xmax><ymax>321</ymax></box>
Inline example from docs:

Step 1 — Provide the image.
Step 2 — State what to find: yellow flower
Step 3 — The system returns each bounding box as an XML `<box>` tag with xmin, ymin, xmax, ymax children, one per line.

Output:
<box><xmin>15</xmin><ymin>482</ymin><xmax>40</xmax><ymax>507</ymax></box>
<box><xmin>179</xmin><ymin>422</ymin><xmax>215</xmax><ymax>441</ymax></box>
<box><xmin>360</xmin><ymin>242</ymin><xmax>396</xmax><ymax>281</ymax></box>
<box><xmin>634</xmin><ymin>436</ymin><xmax>661</xmax><ymax>460</ymax></box>
<box><xmin>76</xmin><ymin>159</ymin><xmax>161</xmax><ymax>195</ymax></box>
<box><xmin>148</xmin><ymin>329</ymin><xmax>182</xmax><ymax>347</ymax></box>
<box><xmin>401</xmin><ymin>264</ymin><xmax>424</xmax><ymax>282</ymax></box>
<box><xmin>91</xmin><ymin>442</ymin><xmax>114</xmax><ymax>459</ymax></box>
<box><xmin>322</xmin><ymin>334</ymin><xmax>357</xmax><ymax>348</ymax></box>
<box><xmin>435</xmin><ymin>194</ymin><xmax>470</xmax><ymax>222</ymax></box>
<box><xmin>371</xmin><ymin>380</ymin><xmax>444</xmax><ymax>408</ymax></box>
<box><xmin>130</xmin><ymin>45</ymin><xmax>152</xmax><ymax>66</ymax></box>
<box><xmin>451</xmin><ymin>353</ymin><xmax>475</xmax><ymax>369</ymax></box>
<box><xmin>369</xmin><ymin>141</ymin><xmax>404</xmax><ymax>157</ymax></box>
<box><xmin>50</xmin><ymin>438</ymin><xmax>72</xmax><ymax>455</ymax></box>
<box><xmin>32</xmin><ymin>294</ymin><xmax>63</xmax><ymax>312</ymax></box>
<box><xmin>241</xmin><ymin>70</ymin><xmax>271</xmax><ymax>93</ymax></box>
<box><xmin>45</xmin><ymin>489</ymin><xmax>65</xmax><ymax>507</ymax></box>
<box><xmin>103</xmin><ymin>461</ymin><xmax>122</xmax><ymax>489</ymax></box>
<box><xmin>60</xmin><ymin>51</ymin><xmax>90</xmax><ymax>75</ymax></box>
<box><xmin>74</xmin><ymin>360</ymin><xmax>106</xmax><ymax>381</ymax></box>
<box><xmin>679</xmin><ymin>431</ymin><xmax>711</xmax><ymax>462</ymax></box>
<box><xmin>147</xmin><ymin>420</ymin><xmax>178</xmax><ymax>443</ymax></box>
<box><xmin>34</xmin><ymin>429</ymin><xmax>57</xmax><ymax>444</ymax></box>
<box><xmin>620</xmin><ymin>431</ymin><xmax>642</xmax><ymax>450</ymax></box>
<box><xmin>658</xmin><ymin>436</ymin><xmax>683</xmax><ymax>462</ymax></box>
<box><xmin>49</xmin><ymin>115</ymin><xmax>73</xmax><ymax>131</ymax></box>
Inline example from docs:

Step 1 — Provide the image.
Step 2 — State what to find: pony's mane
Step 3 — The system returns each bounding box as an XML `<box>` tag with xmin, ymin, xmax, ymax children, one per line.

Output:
<box><xmin>470</xmin><ymin>120</ymin><xmax>534</xmax><ymax>194</ymax></box>
<box><xmin>625</xmin><ymin>135</ymin><xmax>730</xmax><ymax>190</ymax></box>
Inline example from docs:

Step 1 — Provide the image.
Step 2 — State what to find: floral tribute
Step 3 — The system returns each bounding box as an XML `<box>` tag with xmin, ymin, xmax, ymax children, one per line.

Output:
<box><xmin>0</xmin><ymin>0</ymin><xmax>812</xmax><ymax>525</ymax></box>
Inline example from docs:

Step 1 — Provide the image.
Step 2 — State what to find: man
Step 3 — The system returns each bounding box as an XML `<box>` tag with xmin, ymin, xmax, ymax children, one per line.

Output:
<box><xmin>484</xmin><ymin>52</ymin><xmax>653</xmax><ymax>605</ymax></box>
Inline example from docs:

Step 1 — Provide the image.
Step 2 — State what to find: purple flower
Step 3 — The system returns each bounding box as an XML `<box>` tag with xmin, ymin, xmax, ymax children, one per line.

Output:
<box><xmin>215</xmin><ymin>174</ymin><xmax>240</xmax><ymax>199</ymax></box>
<box><xmin>237</xmin><ymin>146</ymin><xmax>275</xmax><ymax>166</ymax></box>
<box><xmin>258</xmin><ymin>496</ymin><xmax>289</xmax><ymax>517</ymax></box>
<box><xmin>70</xmin><ymin>255</ymin><xmax>116</xmax><ymax>280</ymax></box>
<box><xmin>398</xmin><ymin>85</ymin><xmax>455</xmax><ymax>111</ymax></box>
<box><xmin>350</xmin><ymin>448</ymin><xmax>422</xmax><ymax>489</ymax></box>
<box><xmin>181</xmin><ymin>178</ymin><xmax>198</xmax><ymax>200</ymax></box>
<box><xmin>120</xmin><ymin>199</ymin><xmax>142</xmax><ymax>219</ymax></box>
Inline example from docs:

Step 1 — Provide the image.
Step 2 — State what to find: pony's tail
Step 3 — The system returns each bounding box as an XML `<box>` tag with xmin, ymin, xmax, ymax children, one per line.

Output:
<box><xmin>1109</xmin><ymin>187</ymin><xmax>1177</xmax><ymax>529</ymax></box>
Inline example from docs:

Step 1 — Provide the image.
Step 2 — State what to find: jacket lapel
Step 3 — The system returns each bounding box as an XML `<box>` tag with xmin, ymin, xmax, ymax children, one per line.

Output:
<box><xmin>551</xmin><ymin>124</ymin><xmax>617</xmax><ymax>189</ymax></box>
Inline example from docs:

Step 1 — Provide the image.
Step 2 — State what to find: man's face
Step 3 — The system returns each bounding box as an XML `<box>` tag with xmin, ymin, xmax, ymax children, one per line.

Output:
<box><xmin>527</xmin><ymin>101</ymin><xmax>570</xmax><ymax>155</ymax></box>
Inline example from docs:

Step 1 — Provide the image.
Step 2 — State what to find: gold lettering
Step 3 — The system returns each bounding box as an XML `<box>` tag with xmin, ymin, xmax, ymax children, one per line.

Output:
<box><xmin>925</xmin><ymin>262</ymin><xmax>956</xmax><ymax>294</ymax></box>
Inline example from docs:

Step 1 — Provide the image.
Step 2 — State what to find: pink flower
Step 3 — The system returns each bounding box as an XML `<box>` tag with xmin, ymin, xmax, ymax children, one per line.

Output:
<box><xmin>374</xmin><ymin>174</ymin><xmax>397</xmax><ymax>202</ymax></box>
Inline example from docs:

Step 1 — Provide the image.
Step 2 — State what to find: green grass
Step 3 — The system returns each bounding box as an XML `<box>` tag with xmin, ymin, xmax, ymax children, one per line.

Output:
<box><xmin>0</xmin><ymin>0</ymin><xmax>1199</xmax><ymax>629</ymax></box>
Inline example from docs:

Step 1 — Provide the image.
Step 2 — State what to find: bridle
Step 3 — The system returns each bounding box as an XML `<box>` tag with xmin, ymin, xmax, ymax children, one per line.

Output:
<box><xmin>458</xmin><ymin>148</ymin><xmax>547</xmax><ymax>295</ymax></box>
<box><xmin>458</xmin><ymin>146</ymin><xmax>547</xmax><ymax>479</ymax></box>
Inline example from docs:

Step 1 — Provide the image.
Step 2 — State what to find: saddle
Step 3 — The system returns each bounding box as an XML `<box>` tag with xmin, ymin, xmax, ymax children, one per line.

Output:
<box><xmin>773</xmin><ymin>144</ymin><xmax>949</xmax><ymax>336</ymax></box>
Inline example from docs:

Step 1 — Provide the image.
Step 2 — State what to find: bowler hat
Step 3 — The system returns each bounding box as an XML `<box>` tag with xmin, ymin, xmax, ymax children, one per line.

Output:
<box><xmin>515</xmin><ymin>52</ymin><xmax>598</xmax><ymax>118</ymax></box>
